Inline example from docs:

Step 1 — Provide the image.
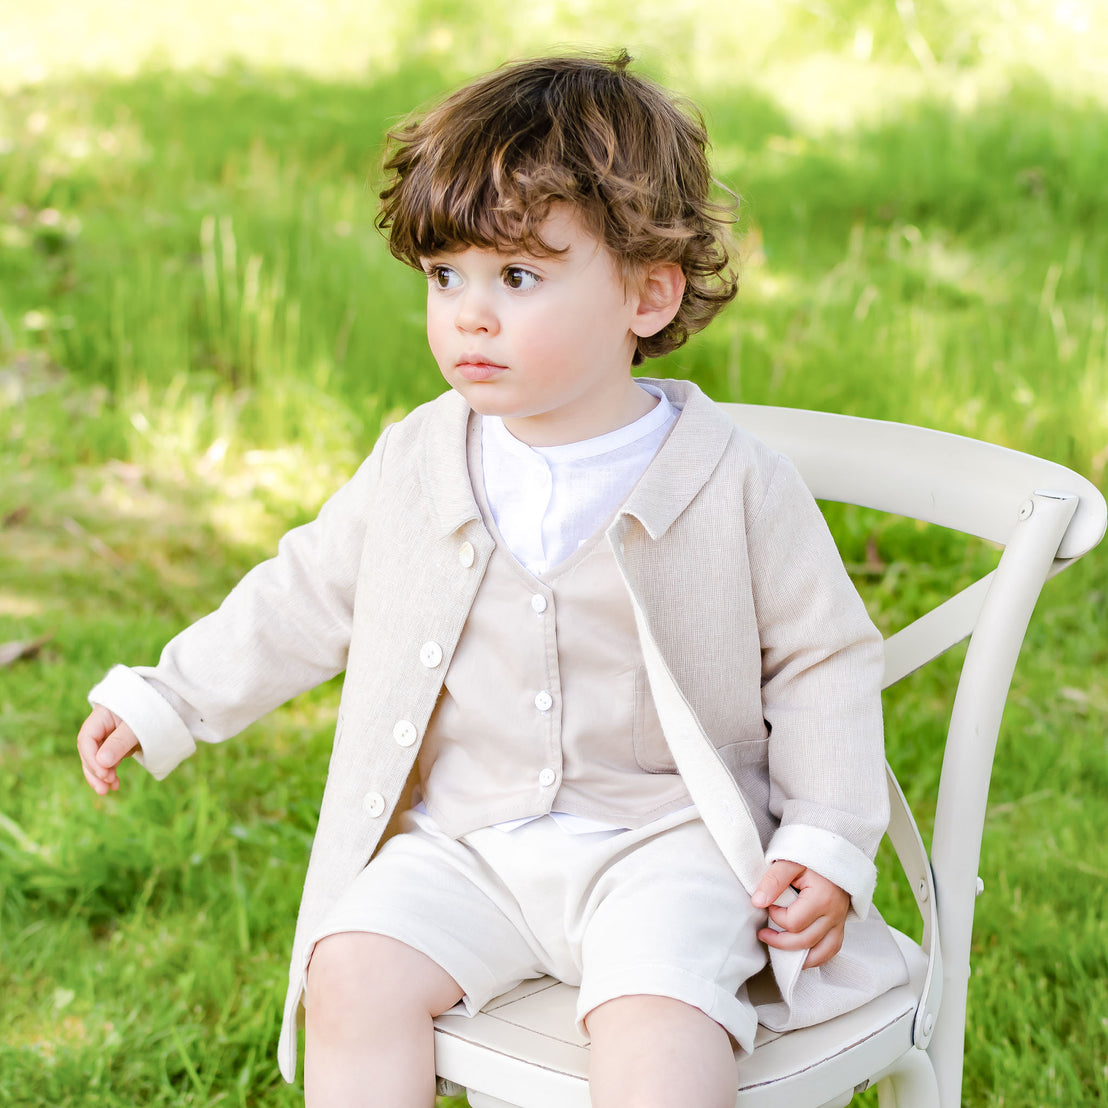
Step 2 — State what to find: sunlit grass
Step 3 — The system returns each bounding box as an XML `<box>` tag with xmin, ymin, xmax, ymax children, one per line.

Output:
<box><xmin>3</xmin><ymin>66</ymin><xmax>1105</xmax><ymax>473</ymax></box>
<box><xmin>3</xmin><ymin>3</ymin><xmax>1107</xmax><ymax>1105</ymax></box>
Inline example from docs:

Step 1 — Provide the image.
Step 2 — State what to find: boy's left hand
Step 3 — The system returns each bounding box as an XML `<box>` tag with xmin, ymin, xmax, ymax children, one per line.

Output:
<box><xmin>751</xmin><ymin>859</ymin><xmax>850</xmax><ymax>969</ymax></box>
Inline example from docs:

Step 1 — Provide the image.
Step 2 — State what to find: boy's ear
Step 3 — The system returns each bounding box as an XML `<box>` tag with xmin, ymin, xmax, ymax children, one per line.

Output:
<box><xmin>631</xmin><ymin>263</ymin><xmax>686</xmax><ymax>338</ymax></box>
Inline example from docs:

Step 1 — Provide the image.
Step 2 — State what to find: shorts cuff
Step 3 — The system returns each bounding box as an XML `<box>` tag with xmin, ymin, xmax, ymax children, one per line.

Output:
<box><xmin>575</xmin><ymin>964</ymin><xmax>758</xmax><ymax>1055</ymax></box>
<box><xmin>308</xmin><ymin>914</ymin><xmax>517</xmax><ymax>1019</ymax></box>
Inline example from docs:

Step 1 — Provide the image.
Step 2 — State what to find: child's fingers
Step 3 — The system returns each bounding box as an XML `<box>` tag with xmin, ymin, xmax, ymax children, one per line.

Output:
<box><xmin>751</xmin><ymin>858</ymin><xmax>805</xmax><ymax>909</ymax></box>
<box><xmin>76</xmin><ymin>704</ymin><xmax>115</xmax><ymax>749</ymax></box>
<box><xmin>756</xmin><ymin>864</ymin><xmax>851</xmax><ymax>966</ymax></box>
<box><xmin>76</xmin><ymin>705</ymin><xmax>137</xmax><ymax>794</ymax></box>
<box><xmin>764</xmin><ymin>885</ymin><xmax>840</xmax><ymax>933</ymax></box>
<box><xmin>94</xmin><ymin>725</ymin><xmax>139</xmax><ymax>770</ymax></box>
<box><xmin>78</xmin><ymin>733</ymin><xmax>117</xmax><ymax>793</ymax></box>
<box><xmin>80</xmin><ymin>760</ymin><xmax>118</xmax><ymax>795</ymax></box>
<box><xmin>802</xmin><ymin>928</ymin><xmax>845</xmax><ymax>969</ymax></box>
<box><xmin>77</xmin><ymin>709</ymin><xmax>112</xmax><ymax>788</ymax></box>
<box><xmin>757</xmin><ymin>913</ymin><xmax>839</xmax><ymax>954</ymax></box>
<box><xmin>765</xmin><ymin>897</ymin><xmax>818</xmax><ymax>934</ymax></box>
<box><xmin>757</xmin><ymin>918</ymin><xmax>818</xmax><ymax>951</ymax></box>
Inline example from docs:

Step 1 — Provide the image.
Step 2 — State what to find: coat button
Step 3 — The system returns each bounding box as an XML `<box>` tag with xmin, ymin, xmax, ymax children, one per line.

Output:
<box><xmin>534</xmin><ymin>690</ymin><xmax>553</xmax><ymax>712</ymax></box>
<box><xmin>363</xmin><ymin>791</ymin><xmax>386</xmax><ymax>817</ymax></box>
<box><xmin>420</xmin><ymin>641</ymin><xmax>443</xmax><ymax>668</ymax></box>
<box><xmin>530</xmin><ymin>594</ymin><xmax>548</xmax><ymax>614</ymax></box>
<box><xmin>459</xmin><ymin>541</ymin><xmax>475</xmax><ymax>568</ymax></box>
<box><xmin>538</xmin><ymin>768</ymin><xmax>557</xmax><ymax>788</ymax></box>
<box><xmin>393</xmin><ymin>720</ymin><xmax>418</xmax><ymax>747</ymax></box>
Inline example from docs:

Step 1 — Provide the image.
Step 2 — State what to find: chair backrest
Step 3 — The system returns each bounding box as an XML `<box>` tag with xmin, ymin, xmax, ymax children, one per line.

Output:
<box><xmin>720</xmin><ymin>404</ymin><xmax>1106</xmax><ymax>1105</ymax></box>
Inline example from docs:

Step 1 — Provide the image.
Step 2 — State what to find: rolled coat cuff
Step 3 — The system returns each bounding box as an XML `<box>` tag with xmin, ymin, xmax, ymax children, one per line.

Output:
<box><xmin>88</xmin><ymin>664</ymin><xmax>196</xmax><ymax>781</ymax></box>
<box><xmin>765</xmin><ymin>823</ymin><xmax>878</xmax><ymax>919</ymax></box>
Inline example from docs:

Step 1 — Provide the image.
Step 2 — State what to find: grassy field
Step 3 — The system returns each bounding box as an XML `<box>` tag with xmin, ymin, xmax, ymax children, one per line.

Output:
<box><xmin>2</xmin><ymin>2</ymin><xmax>1106</xmax><ymax>1105</ymax></box>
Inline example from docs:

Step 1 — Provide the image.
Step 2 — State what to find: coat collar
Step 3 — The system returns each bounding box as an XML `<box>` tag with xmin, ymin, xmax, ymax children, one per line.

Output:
<box><xmin>618</xmin><ymin>378</ymin><xmax>734</xmax><ymax>539</ymax></box>
<box><xmin>417</xmin><ymin>378</ymin><xmax>734</xmax><ymax>541</ymax></box>
<box><xmin>418</xmin><ymin>389</ymin><xmax>484</xmax><ymax>538</ymax></box>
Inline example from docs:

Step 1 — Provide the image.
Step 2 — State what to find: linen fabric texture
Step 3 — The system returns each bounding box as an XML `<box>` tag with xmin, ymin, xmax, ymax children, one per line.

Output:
<box><xmin>88</xmin><ymin>378</ymin><xmax>909</xmax><ymax>1081</ymax></box>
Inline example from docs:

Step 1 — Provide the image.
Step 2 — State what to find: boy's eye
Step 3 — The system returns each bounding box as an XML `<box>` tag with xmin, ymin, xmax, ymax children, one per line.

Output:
<box><xmin>503</xmin><ymin>266</ymin><xmax>540</xmax><ymax>291</ymax></box>
<box><xmin>426</xmin><ymin>265</ymin><xmax>461</xmax><ymax>290</ymax></box>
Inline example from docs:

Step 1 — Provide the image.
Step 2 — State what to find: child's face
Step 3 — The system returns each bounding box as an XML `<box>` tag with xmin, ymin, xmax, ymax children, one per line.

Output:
<box><xmin>422</xmin><ymin>207</ymin><xmax>664</xmax><ymax>446</ymax></box>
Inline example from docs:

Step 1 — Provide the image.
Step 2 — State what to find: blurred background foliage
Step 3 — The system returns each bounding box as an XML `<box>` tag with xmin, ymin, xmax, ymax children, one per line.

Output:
<box><xmin>1</xmin><ymin>2</ymin><xmax>1106</xmax><ymax>1105</ymax></box>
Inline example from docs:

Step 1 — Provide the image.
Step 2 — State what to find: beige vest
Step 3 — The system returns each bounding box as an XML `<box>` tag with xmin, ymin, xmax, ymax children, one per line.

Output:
<box><xmin>417</xmin><ymin>422</ymin><xmax>693</xmax><ymax>838</ymax></box>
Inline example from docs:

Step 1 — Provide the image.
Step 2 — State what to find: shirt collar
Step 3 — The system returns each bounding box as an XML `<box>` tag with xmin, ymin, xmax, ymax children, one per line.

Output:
<box><xmin>418</xmin><ymin>378</ymin><xmax>734</xmax><ymax>541</ymax></box>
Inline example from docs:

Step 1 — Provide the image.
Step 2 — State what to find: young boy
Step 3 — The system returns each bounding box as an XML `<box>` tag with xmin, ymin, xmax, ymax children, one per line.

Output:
<box><xmin>78</xmin><ymin>53</ymin><xmax>907</xmax><ymax>1107</ymax></box>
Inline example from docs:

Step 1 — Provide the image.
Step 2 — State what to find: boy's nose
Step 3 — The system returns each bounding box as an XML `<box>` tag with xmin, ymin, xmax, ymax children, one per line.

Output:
<box><xmin>455</xmin><ymin>289</ymin><xmax>498</xmax><ymax>334</ymax></box>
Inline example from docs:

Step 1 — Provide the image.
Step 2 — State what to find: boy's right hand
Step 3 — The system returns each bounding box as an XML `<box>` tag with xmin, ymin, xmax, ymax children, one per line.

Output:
<box><xmin>77</xmin><ymin>704</ymin><xmax>141</xmax><ymax>795</ymax></box>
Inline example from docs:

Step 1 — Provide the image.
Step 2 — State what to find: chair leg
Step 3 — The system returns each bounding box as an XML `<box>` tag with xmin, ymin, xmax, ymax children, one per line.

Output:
<box><xmin>876</xmin><ymin>1049</ymin><xmax>940</xmax><ymax>1108</ymax></box>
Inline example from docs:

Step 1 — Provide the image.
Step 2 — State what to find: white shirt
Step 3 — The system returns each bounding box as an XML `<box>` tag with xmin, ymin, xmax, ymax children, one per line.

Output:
<box><xmin>481</xmin><ymin>383</ymin><xmax>678</xmax><ymax>576</ymax></box>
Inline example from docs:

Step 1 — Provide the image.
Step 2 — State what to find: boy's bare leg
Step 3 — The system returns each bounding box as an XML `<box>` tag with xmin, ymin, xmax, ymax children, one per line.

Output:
<box><xmin>304</xmin><ymin>931</ymin><xmax>464</xmax><ymax>1108</ymax></box>
<box><xmin>585</xmin><ymin>995</ymin><xmax>738</xmax><ymax>1108</ymax></box>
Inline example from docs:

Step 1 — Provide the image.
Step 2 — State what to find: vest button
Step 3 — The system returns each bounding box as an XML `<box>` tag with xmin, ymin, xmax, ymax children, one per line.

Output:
<box><xmin>538</xmin><ymin>768</ymin><xmax>557</xmax><ymax>788</ymax></box>
<box><xmin>393</xmin><ymin>720</ymin><xmax>418</xmax><ymax>747</ymax></box>
<box><xmin>419</xmin><ymin>641</ymin><xmax>443</xmax><ymax>668</ymax></box>
<box><xmin>363</xmin><ymin>791</ymin><xmax>386</xmax><ymax>817</ymax></box>
<box><xmin>530</xmin><ymin>594</ymin><xmax>548</xmax><ymax>614</ymax></box>
<box><xmin>534</xmin><ymin>690</ymin><xmax>553</xmax><ymax>712</ymax></box>
<box><xmin>458</xmin><ymin>541</ymin><xmax>475</xmax><ymax>568</ymax></box>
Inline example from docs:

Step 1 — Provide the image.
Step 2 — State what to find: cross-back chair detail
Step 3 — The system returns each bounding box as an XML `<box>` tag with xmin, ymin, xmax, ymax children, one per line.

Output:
<box><xmin>432</xmin><ymin>404</ymin><xmax>1106</xmax><ymax>1108</ymax></box>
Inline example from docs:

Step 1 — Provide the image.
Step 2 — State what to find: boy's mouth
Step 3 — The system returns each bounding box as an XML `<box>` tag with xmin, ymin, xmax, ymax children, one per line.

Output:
<box><xmin>455</xmin><ymin>357</ymin><xmax>506</xmax><ymax>383</ymax></box>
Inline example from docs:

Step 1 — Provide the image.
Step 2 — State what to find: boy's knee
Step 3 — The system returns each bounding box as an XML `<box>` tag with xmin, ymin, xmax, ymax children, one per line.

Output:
<box><xmin>305</xmin><ymin>933</ymin><xmax>372</xmax><ymax>1015</ymax></box>
<box><xmin>306</xmin><ymin>931</ymin><xmax>462</xmax><ymax>1020</ymax></box>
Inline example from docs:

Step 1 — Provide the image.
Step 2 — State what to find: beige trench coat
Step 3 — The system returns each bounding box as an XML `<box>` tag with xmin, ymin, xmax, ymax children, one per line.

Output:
<box><xmin>90</xmin><ymin>379</ymin><xmax>908</xmax><ymax>1081</ymax></box>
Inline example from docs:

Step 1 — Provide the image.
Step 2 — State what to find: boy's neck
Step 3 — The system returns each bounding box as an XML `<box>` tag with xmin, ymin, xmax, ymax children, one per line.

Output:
<box><xmin>500</xmin><ymin>378</ymin><xmax>658</xmax><ymax>448</ymax></box>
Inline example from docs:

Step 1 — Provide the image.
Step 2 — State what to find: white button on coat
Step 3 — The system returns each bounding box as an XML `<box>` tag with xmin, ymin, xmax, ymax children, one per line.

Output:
<box><xmin>459</xmin><ymin>541</ymin><xmax>475</xmax><ymax>568</ymax></box>
<box><xmin>393</xmin><ymin>720</ymin><xmax>418</xmax><ymax>747</ymax></box>
<box><xmin>363</xmin><ymin>792</ymin><xmax>386</xmax><ymax>817</ymax></box>
<box><xmin>534</xmin><ymin>691</ymin><xmax>553</xmax><ymax>712</ymax></box>
<box><xmin>530</xmin><ymin>594</ymin><xmax>548</xmax><ymax>614</ymax></box>
<box><xmin>538</xmin><ymin>768</ymin><xmax>557</xmax><ymax>788</ymax></box>
<box><xmin>420</xmin><ymin>641</ymin><xmax>443</xmax><ymax>668</ymax></box>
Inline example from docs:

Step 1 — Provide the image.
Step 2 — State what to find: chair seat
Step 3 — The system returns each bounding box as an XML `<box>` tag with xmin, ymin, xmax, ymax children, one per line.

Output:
<box><xmin>434</xmin><ymin>930</ymin><xmax>929</xmax><ymax>1107</ymax></box>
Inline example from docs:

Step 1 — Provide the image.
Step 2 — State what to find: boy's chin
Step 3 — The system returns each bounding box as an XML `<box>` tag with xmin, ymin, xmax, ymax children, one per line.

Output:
<box><xmin>447</xmin><ymin>382</ymin><xmax>514</xmax><ymax>417</ymax></box>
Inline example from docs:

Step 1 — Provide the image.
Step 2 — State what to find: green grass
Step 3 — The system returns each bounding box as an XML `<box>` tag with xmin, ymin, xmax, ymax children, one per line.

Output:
<box><xmin>2</xmin><ymin>2</ymin><xmax>1107</xmax><ymax>1104</ymax></box>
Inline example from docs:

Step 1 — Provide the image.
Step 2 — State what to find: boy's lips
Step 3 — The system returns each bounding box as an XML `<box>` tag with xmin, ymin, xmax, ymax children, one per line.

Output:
<box><xmin>455</xmin><ymin>357</ymin><xmax>506</xmax><ymax>383</ymax></box>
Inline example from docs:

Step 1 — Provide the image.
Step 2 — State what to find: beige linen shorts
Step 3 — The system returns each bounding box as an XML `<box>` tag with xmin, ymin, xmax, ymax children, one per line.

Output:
<box><xmin>310</xmin><ymin>805</ymin><xmax>767</xmax><ymax>1051</ymax></box>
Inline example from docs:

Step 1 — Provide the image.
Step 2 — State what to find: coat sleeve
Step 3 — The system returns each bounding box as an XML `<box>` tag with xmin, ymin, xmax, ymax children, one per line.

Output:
<box><xmin>87</xmin><ymin>427</ymin><xmax>395</xmax><ymax>779</ymax></box>
<box><xmin>745</xmin><ymin>453</ymin><xmax>888</xmax><ymax>917</ymax></box>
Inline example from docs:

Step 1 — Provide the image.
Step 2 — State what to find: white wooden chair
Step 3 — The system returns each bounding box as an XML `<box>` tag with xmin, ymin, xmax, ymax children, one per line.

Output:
<box><xmin>432</xmin><ymin>405</ymin><xmax>1107</xmax><ymax>1108</ymax></box>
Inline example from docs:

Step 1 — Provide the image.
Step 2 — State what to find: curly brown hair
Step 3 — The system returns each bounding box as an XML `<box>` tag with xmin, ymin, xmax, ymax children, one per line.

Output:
<box><xmin>377</xmin><ymin>52</ymin><xmax>739</xmax><ymax>365</ymax></box>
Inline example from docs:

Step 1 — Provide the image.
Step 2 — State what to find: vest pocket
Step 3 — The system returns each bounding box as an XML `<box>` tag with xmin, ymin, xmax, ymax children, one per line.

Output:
<box><xmin>632</xmin><ymin>666</ymin><xmax>679</xmax><ymax>773</ymax></box>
